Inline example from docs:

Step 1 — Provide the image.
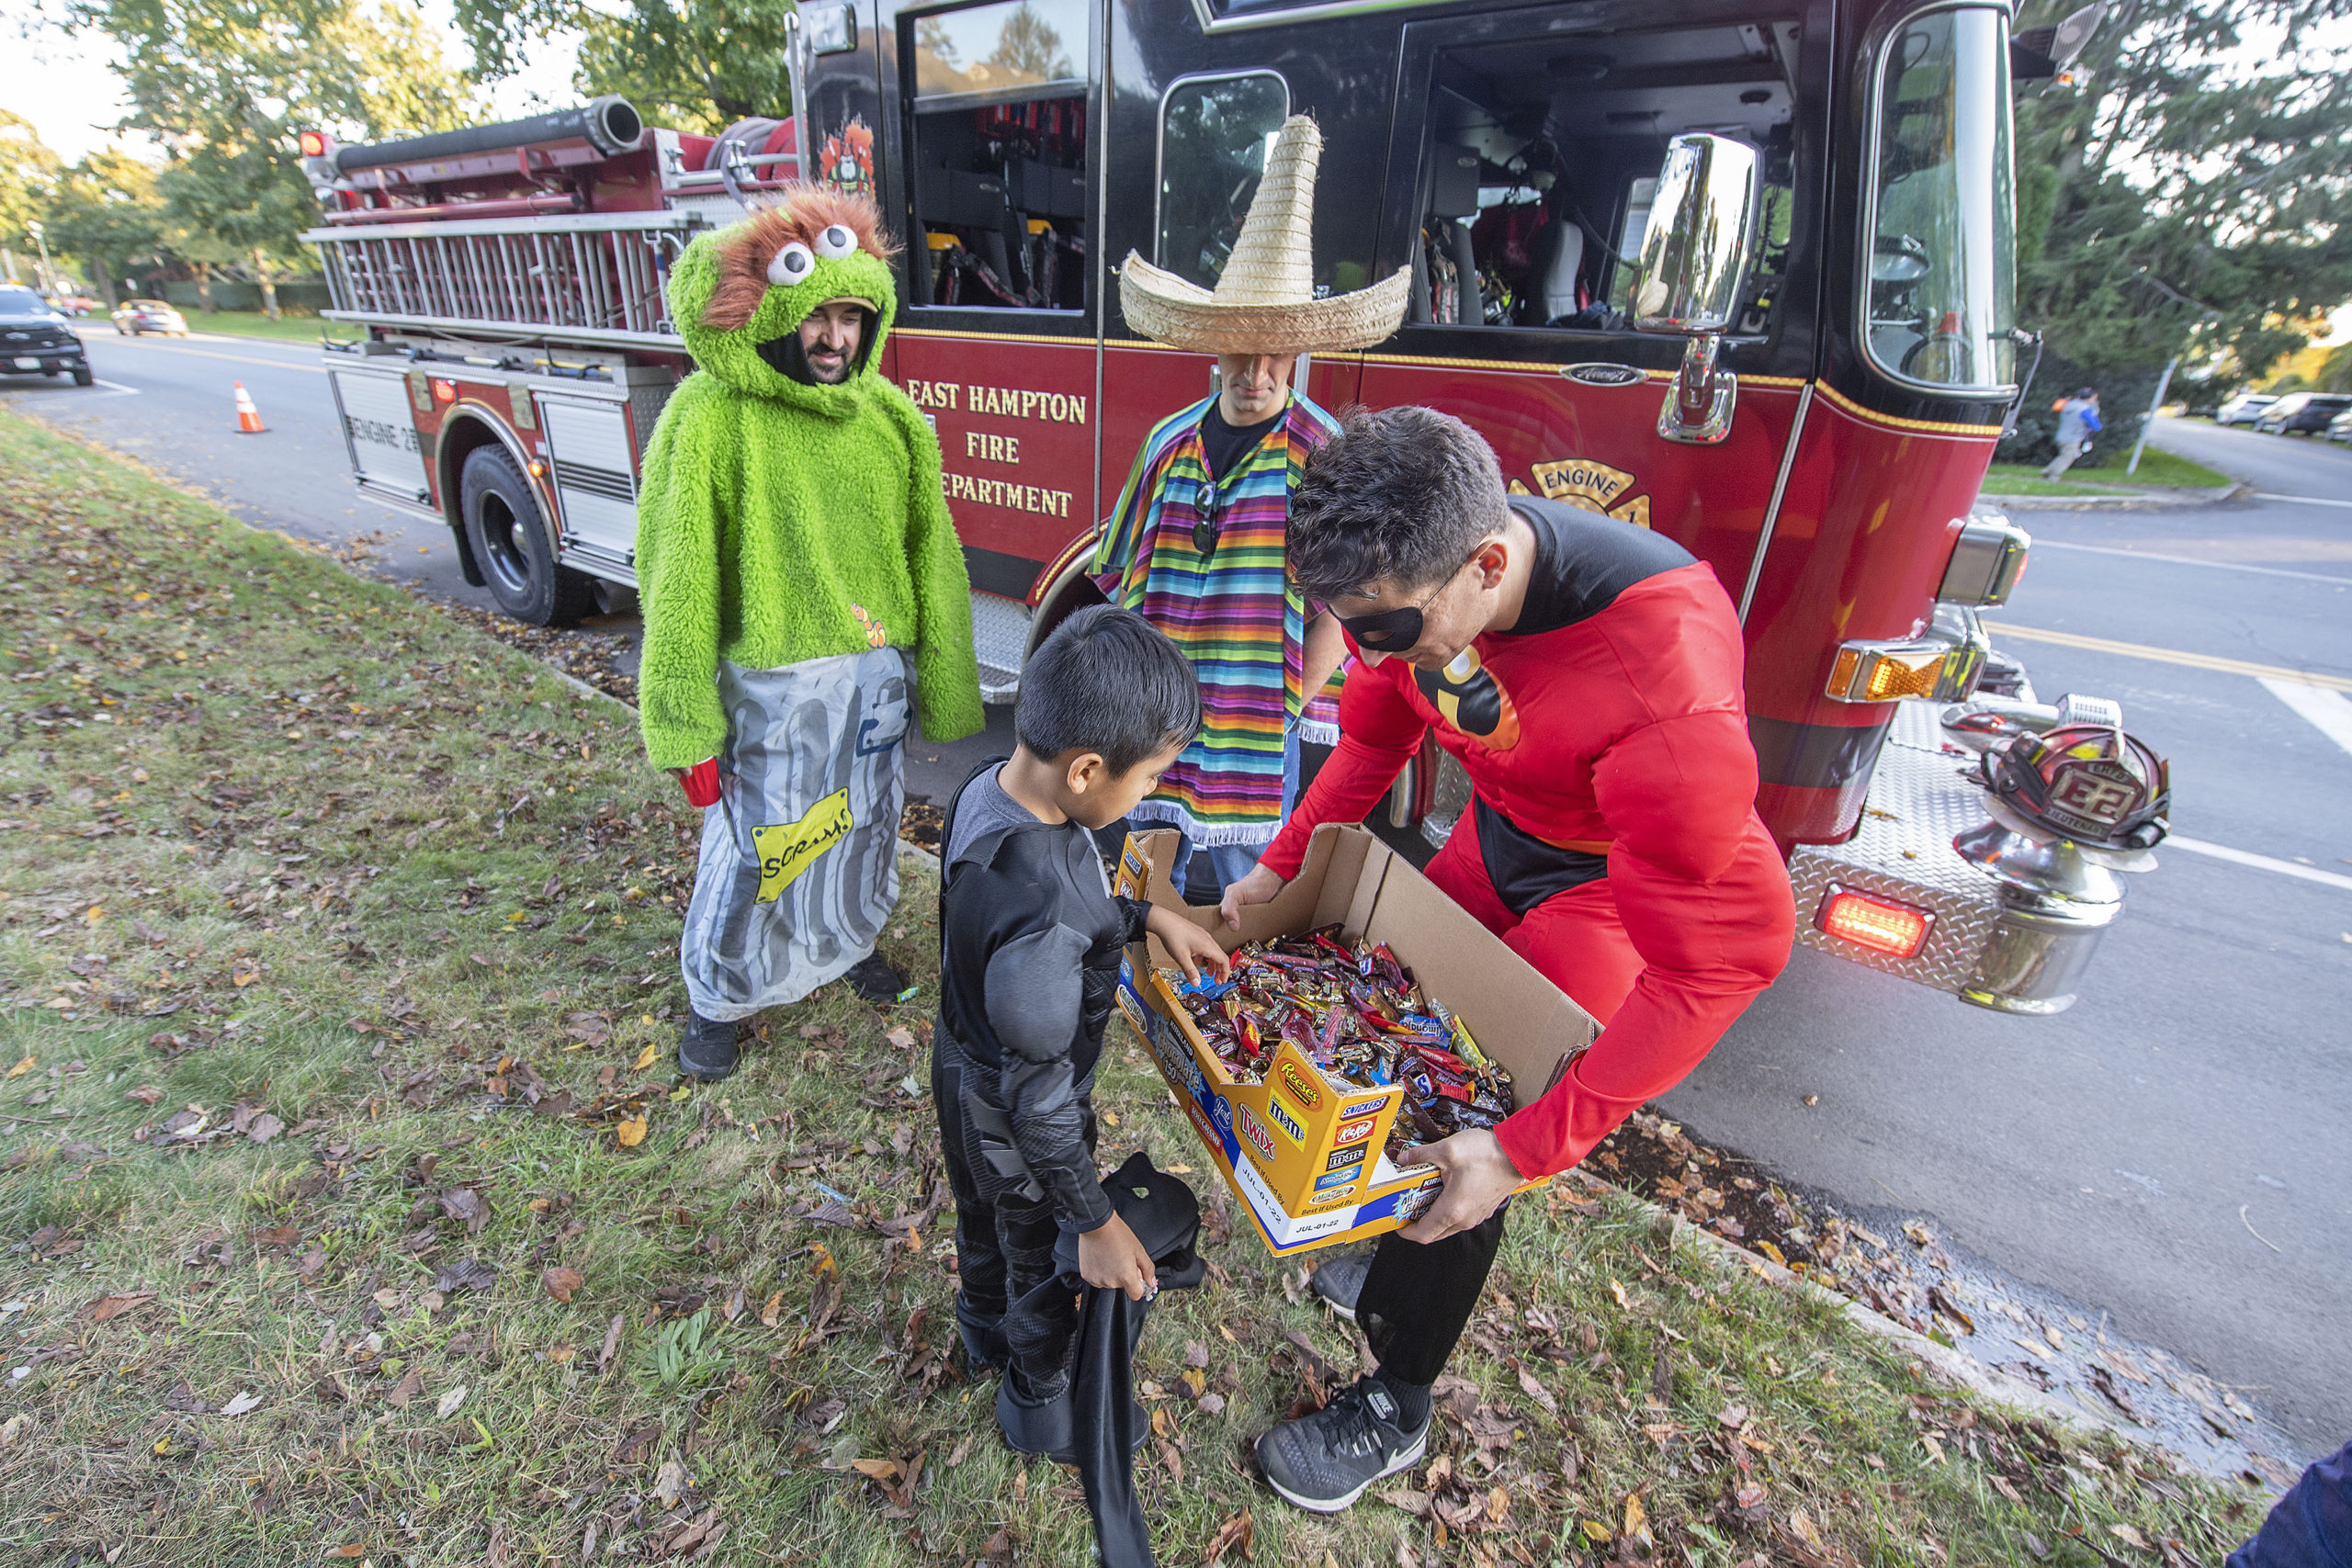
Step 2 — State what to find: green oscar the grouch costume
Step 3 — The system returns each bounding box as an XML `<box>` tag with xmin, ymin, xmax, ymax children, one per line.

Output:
<box><xmin>637</xmin><ymin>187</ymin><xmax>983</xmax><ymax>1074</ymax></box>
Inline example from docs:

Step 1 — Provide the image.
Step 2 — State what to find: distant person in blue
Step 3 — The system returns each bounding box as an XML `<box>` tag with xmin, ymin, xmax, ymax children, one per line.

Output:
<box><xmin>2230</xmin><ymin>1439</ymin><xmax>2352</xmax><ymax>1568</ymax></box>
<box><xmin>2041</xmin><ymin>386</ymin><xmax>2103</xmax><ymax>480</ymax></box>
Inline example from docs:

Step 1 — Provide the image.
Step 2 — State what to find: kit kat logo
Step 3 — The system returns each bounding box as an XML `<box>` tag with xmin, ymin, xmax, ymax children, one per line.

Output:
<box><xmin>1274</xmin><ymin>1060</ymin><xmax>1323</xmax><ymax>1114</ymax></box>
<box><xmin>1334</xmin><ymin>1117</ymin><xmax>1377</xmax><ymax>1145</ymax></box>
<box><xmin>1235</xmin><ymin>1104</ymin><xmax>1276</xmax><ymax>1166</ymax></box>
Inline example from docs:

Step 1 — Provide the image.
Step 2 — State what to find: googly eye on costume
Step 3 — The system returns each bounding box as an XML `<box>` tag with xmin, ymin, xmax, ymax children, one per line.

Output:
<box><xmin>812</xmin><ymin>225</ymin><xmax>859</xmax><ymax>260</ymax></box>
<box><xmin>767</xmin><ymin>243</ymin><xmax>817</xmax><ymax>286</ymax></box>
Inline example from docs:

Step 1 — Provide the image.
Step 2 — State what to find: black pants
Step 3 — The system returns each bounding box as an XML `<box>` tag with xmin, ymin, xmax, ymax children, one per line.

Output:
<box><xmin>932</xmin><ymin>1030</ymin><xmax>1097</xmax><ymax>1376</ymax></box>
<box><xmin>1356</xmin><ymin>1198</ymin><xmax>1511</xmax><ymax>1386</ymax></box>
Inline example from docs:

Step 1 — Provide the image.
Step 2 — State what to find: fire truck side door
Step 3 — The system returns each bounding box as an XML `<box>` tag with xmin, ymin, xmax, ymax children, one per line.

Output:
<box><xmin>328</xmin><ymin>366</ymin><xmax>432</xmax><ymax>509</ymax></box>
<box><xmin>535</xmin><ymin>396</ymin><xmax>641</xmax><ymax>569</ymax></box>
<box><xmin>884</xmin><ymin>0</ymin><xmax>1105</xmax><ymax>698</ymax></box>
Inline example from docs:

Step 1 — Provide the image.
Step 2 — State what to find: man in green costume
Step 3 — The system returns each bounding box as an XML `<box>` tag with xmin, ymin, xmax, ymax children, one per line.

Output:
<box><xmin>637</xmin><ymin>186</ymin><xmax>985</xmax><ymax>1080</ymax></box>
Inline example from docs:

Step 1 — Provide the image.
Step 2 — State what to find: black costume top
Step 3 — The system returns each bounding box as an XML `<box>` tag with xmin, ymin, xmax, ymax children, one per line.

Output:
<box><xmin>938</xmin><ymin>765</ymin><xmax>1151</xmax><ymax>1234</ymax></box>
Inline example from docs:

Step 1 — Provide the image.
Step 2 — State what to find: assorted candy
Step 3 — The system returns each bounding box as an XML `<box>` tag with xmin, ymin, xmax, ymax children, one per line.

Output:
<box><xmin>1164</xmin><ymin>925</ymin><xmax>1513</xmax><ymax>1168</ymax></box>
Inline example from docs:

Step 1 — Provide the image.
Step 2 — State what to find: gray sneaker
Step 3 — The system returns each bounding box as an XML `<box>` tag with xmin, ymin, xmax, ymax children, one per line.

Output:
<box><xmin>1308</xmin><ymin>1253</ymin><xmax>1370</xmax><ymax>1322</ymax></box>
<box><xmin>1255</xmin><ymin>1375</ymin><xmax>1430</xmax><ymax>1514</ymax></box>
<box><xmin>677</xmin><ymin>1012</ymin><xmax>741</xmax><ymax>1081</ymax></box>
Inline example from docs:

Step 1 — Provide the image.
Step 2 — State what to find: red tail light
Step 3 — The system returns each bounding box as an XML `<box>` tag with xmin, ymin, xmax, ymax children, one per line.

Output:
<box><xmin>1816</xmin><ymin>886</ymin><xmax>1934</xmax><ymax>959</ymax></box>
<box><xmin>432</xmin><ymin>378</ymin><xmax>457</xmax><ymax>403</ymax></box>
<box><xmin>299</xmin><ymin>130</ymin><xmax>328</xmax><ymax>157</ymax></box>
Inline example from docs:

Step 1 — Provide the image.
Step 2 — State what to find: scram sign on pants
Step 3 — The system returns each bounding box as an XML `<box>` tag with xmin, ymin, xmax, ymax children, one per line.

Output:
<box><xmin>679</xmin><ymin>648</ymin><xmax>908</xmax><ymax>1021</ymax></box>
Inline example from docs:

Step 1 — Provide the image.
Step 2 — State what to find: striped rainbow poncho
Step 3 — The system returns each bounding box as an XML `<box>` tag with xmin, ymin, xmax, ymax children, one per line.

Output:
<box><xmin>1092</xmin><ymin>391</ymin><xmax>1342</xmax><ymax>847</ymax></box>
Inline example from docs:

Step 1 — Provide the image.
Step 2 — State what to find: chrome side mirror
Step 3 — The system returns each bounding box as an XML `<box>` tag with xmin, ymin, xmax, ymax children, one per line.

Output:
<box><xmin>1633</xmin><ymin>134</ymin><xmax>1759</xmax><ymax>446</ymax></box>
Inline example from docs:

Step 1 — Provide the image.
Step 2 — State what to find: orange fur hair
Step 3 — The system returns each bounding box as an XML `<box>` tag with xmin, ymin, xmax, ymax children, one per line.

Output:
<box><xmin>701</xmin><ymin>186</ymin><xmax>900</xmax><ymax>332</ymax></box>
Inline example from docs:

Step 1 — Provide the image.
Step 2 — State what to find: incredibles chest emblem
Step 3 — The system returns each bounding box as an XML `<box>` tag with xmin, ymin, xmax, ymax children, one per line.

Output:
<box><xmin>1415</xmin><ymin>645</ymin><xmax>1521</xmax><ymax>750</ymax></box>
<box><xmin>753</xmin><ymin>788</ymin><xmax>854</xmax><ymax>903</ymax></box>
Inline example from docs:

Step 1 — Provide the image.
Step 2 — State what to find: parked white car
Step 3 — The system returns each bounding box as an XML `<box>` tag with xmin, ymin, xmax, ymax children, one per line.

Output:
<box><xmin>2214</xmin><ymin>392</ymin><xmax>2278</xmax><ymax>427</ymax></box>
<box><xmin>110</xmin><ymin>299</ymin><xmax>188</xmax><ymax>336</ymax></box>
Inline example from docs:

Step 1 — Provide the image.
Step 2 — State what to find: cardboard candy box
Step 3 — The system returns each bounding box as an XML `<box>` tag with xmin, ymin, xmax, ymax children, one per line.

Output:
<box><xmin>1114</xmin><ymin>823</ymin><xmax>1598</xmax><ymax>1255</ymax></box>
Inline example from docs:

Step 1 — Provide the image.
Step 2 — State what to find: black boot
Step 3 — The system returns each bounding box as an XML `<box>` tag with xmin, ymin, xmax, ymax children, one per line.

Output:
<box><xmin>677</xmin><ymin>1011</ymin><xmax>741</xmax><ymax>1081</ymax></box>
<box><xmin>842</xmin><ymin>953</ymin><xmax>913</xmax><ymax>1004</ymax></box>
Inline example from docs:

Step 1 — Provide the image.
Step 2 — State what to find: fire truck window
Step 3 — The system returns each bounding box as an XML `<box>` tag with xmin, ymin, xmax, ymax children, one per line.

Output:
<box><xmin>905</xmin><ymin>0</ymin><xmax>1094</xmax><ymax>311</ymax></box>
<box><xmin>1156</xmin><ymin>73</ymin><xmax>1291</xmax><ymax>290</ymax></box>
<box><xmin>1866</xmin><ymin>6</ymin><xmax>2018</xmax><ymax>390</ymax></box>
<box><xmin>1413</xmin><ymin>20</ymin><xmax>1801</xmax><ymax>335</ymax></box>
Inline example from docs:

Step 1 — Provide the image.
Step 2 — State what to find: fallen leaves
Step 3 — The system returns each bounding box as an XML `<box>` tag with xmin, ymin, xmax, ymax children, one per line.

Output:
<box><xmin>851</xmin><ymin>1451</ymin><xmax>924</xmax><ymax>1517</ymax></box>
<box><xmin>435</xmin><ymin>1384</ymin><xmax>469</xmax><ymax>1418</ymax></box>
<box><xmin>542</xmin><ymin>1266</ymin><xmax>584</xmax><ymax>1303</ymax></box>
<box><xmin>1202</xmin><ymin>1508</ymin><xmax>1254</xmax><ymax>1564</ymax></box>
<box><xmin>616</xmin><ymin>1114</ymin><xmax>649</xmax><ymax>1149</ymax></box>
<box><xmin>217</xmin><ymin>1389</ymin><xmax>264</xmax><ymax>1417</ymax></box>
<box><xmin>84</xmin><ymin>1291</ymin><xmax>156</xmax><ymax>1324</ymax></box>
<box><xmin>431</xmin><ymin>1258</ymin><xmax>497</xmax><ymax>1294</ymax></box>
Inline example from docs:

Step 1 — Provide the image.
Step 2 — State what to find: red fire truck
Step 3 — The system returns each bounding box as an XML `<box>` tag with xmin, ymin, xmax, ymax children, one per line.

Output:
<box><xmin>300</xmin><ymin>0</ymin><xmax>2160</xmax><ymax>1014</ymax></box>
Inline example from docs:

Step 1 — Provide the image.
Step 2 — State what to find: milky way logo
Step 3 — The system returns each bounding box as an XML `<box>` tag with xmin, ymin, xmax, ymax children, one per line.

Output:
<box><xmin>1415</xmin><ymin>644</ymin><xmax>1521</xmax><ymax>750</ymax></box>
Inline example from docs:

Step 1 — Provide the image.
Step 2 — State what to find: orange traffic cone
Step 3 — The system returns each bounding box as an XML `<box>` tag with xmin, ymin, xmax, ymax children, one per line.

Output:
<box><xmin>233</xmin><ymin>381</ymin><xmax>266</xmax><ymax>434</ymax></box>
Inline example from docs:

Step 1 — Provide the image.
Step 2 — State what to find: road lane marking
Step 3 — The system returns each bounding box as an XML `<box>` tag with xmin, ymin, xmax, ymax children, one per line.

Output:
<box><xmin>97</xmin><ymin>339</ymin><xmax>327</xmax><ymax>375</ymax></box>
<box><xmin>2256</xmin><ymin>493</ymin><xmax>2352</xmax><ymax>510</ymax></box>
<box><xmin>2034</xmin><ymin>539</ymin><xmax>2352</xmax><ymax>586</ymax></box>
<box><xmin>2258</xmin><ymin>676</ymin><xmax>2352</xmax><ymax>760</ymax></box>
<box><xmin>1980</xmin><ymin>623</ymin><xmax>2352</xmax><ymax>694</ymax></box>
<box><xmin>2165</xmin><ymin>837</ymin><xmax>2352</xmax><ymax>894</ymax></box>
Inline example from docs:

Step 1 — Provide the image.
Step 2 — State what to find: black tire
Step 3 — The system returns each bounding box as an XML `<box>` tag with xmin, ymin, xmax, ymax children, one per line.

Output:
<box><xmin>71</xmin><ymin>366</ymin><xmax>93</xmax><ymax>387</ymax></box>
<box><xmin>459</xmin><ymin>446</ymin><xmax>596</xmax><ymax>626</ymax></box>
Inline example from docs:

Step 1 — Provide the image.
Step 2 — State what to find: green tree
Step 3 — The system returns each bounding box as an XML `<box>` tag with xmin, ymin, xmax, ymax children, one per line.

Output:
<box><xmin>0</xmin><ymin>111</ymin><xmax>67</xmax><ymax>287</ymax></box>
<box><xmin>64</xmin><ymin>0</ymin><xmax>481</xmax><ymax>313</ymax></box>
<box><xmin>447</xmin><ymin>0</ymin><xmax>797</xmax><ymax>131</ymax></box>
<box><xmin>573</xmin><ymin>0</ymin><xmax>799</xmax><ymax>131</ymax></box>
<box><xmin>2008</xmin><ymin>0</ymin><xmax>2352</xmax><ymax>461</ymax></box>
<box><xmin>43</xmin><ymin>150</ymin><xmax>172</xmax><ymax>308</ymax></box>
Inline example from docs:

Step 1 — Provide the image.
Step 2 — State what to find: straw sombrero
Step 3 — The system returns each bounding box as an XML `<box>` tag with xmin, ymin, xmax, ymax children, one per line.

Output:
<box><xmin>1118</xmin><ymin>116</ymin><xmax>1411</xmax><ymax>355</ymax></box>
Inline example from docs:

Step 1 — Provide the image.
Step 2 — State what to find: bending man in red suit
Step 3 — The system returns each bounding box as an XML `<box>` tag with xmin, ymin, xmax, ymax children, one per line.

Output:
<box><xmin>1227</xmin><ymin>407</ymin><xmax>1796</xmax><ymax>1514</ymax></box>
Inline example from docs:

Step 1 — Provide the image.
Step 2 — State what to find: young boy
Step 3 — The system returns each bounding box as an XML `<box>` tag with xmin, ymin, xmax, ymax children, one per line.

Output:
<box><xmin>933</xmin><ymin>606</ymin><xmax>1230</xmax><ymax>1447</ymax></box>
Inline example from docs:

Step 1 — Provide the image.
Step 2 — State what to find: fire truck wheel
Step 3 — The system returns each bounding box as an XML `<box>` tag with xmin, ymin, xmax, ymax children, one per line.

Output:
<box><xmin>460</xmin><ymin>446</ymin><xmax>596</xmax><ymax>627</ymax></box>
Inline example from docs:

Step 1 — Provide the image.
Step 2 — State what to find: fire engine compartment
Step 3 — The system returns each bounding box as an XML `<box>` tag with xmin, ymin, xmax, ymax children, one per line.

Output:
<box><xmin>1413</xmin><ymin>19</ymin><xmax>1802</xmax><ymax>335</ymax></box>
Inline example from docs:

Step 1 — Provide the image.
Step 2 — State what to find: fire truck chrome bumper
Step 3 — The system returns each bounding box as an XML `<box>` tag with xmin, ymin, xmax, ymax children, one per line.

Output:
<box><xmin>1789</xmin><ymin>702</ymin><xmax>2121</xmax><ymax>1014</ymax></box>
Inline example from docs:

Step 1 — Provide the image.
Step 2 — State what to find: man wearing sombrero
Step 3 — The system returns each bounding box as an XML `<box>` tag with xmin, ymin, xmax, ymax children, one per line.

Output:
<box><xmin>1093</xmin><ymin>116</ymin><xmax>1410</xmax><ymax>897</ymax></box>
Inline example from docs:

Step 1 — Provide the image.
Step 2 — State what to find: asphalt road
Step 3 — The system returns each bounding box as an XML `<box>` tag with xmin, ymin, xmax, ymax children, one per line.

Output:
<box><xmin>1666</xmin><ymin>416</ymin><xmax>2352</xmax><ymax>1458</ymax></box>
<box><xmin>11</xmin><ymin>345</ymin><xmax>2349</xmax><ymax>1455</ymax></box>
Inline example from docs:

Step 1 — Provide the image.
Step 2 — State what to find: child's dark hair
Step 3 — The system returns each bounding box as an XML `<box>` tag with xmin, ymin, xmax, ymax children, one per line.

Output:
<box><xmin>1015</xmin><ymin>604</ymin><xmax>1202</xmax><ymax>774</ymax></box>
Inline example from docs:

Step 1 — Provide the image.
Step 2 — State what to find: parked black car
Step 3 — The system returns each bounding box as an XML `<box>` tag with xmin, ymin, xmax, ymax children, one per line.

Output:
<box><xmin>0</xmin><ymin>287</ymin><xmax>93</xmax><ymax>387</ymax></box>
<box><xmin>2253</xmin><ymin>391</ymin><xmax>2352</xmax><ymax>435</ymax></box>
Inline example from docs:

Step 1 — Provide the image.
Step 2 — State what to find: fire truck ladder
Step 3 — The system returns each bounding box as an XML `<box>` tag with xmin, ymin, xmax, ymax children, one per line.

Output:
<box><xmin>300</xmin><ymin>210</ymin><xmax>703</xmax><ymax>350</ymax></box>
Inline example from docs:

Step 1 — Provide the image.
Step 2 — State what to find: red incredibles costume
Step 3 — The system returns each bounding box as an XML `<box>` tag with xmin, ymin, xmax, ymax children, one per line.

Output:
<box><xmin>1259</xmin><ymin>496</ymin><xmax>1795</xmax><ymax>1384</ymax></box>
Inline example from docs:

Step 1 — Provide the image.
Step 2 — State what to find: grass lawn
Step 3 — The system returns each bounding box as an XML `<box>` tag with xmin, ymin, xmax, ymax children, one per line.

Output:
<box><xmin>1982</xmin><ymin>447</ymin><xmax>2235</xmax><ymax>497</ymax></box>
<box><xmin>0</xmin><ymin>408</ymin><xmax>2267</xmax><ymax>1566</ymax></box>
<box><xmin>171</xmin><ymin>310</ymin><xmax>365</xmax><ymax>346</ymax></box>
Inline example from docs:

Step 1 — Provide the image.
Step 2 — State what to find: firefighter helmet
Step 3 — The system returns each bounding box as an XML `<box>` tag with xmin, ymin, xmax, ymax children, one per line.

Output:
<box><xmin>1978</xmin><ymin>722</ymin><xmax>2169</xmax><ymax>851</ymax></box>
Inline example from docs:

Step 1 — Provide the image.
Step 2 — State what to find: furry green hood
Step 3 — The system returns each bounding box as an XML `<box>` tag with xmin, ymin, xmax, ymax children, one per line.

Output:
<box><xmin>667</xmin><ymin>192</ymin><xmax>900</xmax><ymax>416</ymax></box>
